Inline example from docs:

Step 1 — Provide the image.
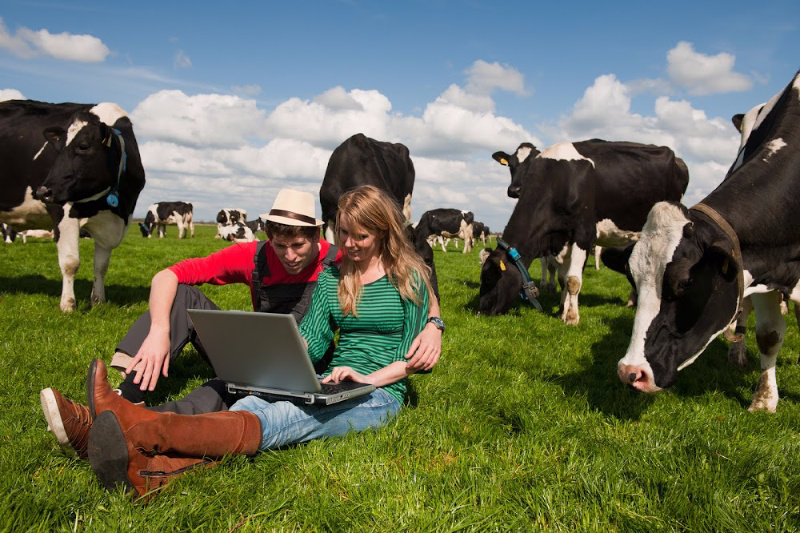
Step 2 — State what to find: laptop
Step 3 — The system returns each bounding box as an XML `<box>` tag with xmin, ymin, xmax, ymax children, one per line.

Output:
<box><xmin>187</xmin><ymin>309</ymin><xmax>375</xmax><ymax>405</ymax></box>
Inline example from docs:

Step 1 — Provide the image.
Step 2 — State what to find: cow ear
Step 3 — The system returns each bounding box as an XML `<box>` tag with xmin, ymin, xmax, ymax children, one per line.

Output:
<box><xmin>599</xmin><ymin>243</ymin><xmax>635</xmax><ymax>275</ymax></box>
<box><xmin>731</xmin><ymin>114</ymin><xmax>744</xmax><ymax>133</ymax></box>
<box><xmin>492</xmin><ymin>151</ymin><xmax>511</xmax><ymax>166</ymax></box>
<box><xmin>707</xmin><ymin>242</ymin><xmax>739</xmax><ymax>283</ymax></box>
<box><xmin>43</xmin><ymin>126</ymin><xmax>66</xmax><ymax>150</ymax></box>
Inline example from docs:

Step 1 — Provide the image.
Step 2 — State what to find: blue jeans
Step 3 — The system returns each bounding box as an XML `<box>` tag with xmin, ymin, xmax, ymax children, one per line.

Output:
<box><xmin>229</xmin><ymin>388</ymin><xmax>402</xmax><ymax>451</ymax></box>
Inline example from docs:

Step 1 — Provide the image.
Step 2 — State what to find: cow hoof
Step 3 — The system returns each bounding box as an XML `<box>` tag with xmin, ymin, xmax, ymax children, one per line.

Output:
<box><xmin>727</xmin><ymin>343</ymin><xmax>749</xmax><ymax>368</ymax></box>
<box><xmin>60</xmin><ymin>299</ymin><xmax>77</xmax><ymax>312</ymax></box>
<box><xmin>747</xmin><ymin>401</ymin><xmax>776</xmax><ymax>413</ymax></box>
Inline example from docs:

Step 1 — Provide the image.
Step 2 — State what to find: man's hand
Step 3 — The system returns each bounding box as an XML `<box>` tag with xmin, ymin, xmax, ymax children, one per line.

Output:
<box><xmin>125</xmin><ymin>328</ymin><xmax>171</xmax><ymax>392</ymax></box>
<box><xmin>405</xmin><ymin>322</ymin><xmax>441</xmax><ymax>371</ymax></box>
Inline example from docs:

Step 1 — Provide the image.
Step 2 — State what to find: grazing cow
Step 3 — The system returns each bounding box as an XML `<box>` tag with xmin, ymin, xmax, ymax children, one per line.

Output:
<box><xmin>615</xmin><ymin>70</ymin><xmax>800</xmax><ymax>412</ymax></box>
<box><xmin>472</xmin><ymin>221</ymin><xmax>491</xmax><ymax>247</ymax></box>
<box><xmin>417</xmin><ymin>209</ymin><xmax>475</xmax><ymax>254</ymax></box>
<box><xmin>218</xmin><ymin>221</ymin><xmax>257</xmax><ymax>243</ymax></box>
<box><xmin>246</xmin><ymin>216</ymin><xmax>266</xmax><ymax>236</ymax></box>
<box><xmin>216</xmin><ymin>208</ymin><xmax>247</xmax><ymax>238</ymax></box>
<box><xmin>480</xmin><ymin>140</ymin><xmax>689</xmax><ymax>324</ymax></box>
<box><xmin>139</xmin><ymin>201</ymin><xmax>194</xmax><ymax>239</ymax></box>
<box><xmin>319</xmin><ymin>133</ymin><xmax>438</xmax><ymax>298</ymax></box>
<box><xmin>319</xmin><ymin>133</ymin><xmax>415</xmax><ymax>243</ymax></box>
<box><xmin>0</xmin><ymin>100</ymin><xmax>145</xmax><ymax>311</ymax></box>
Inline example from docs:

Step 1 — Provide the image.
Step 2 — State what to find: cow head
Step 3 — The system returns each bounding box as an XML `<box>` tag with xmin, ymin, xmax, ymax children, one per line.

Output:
<box><xmin>492</xmin><ymin>142</ymin><xmax>539</xmax><ymax>199</ymax></box>
<box><xmin>35</xmin><ymin>110</ymin><xmax>122</xmax><ymax>205</ymax></box>
<box><xmin>617</xmin><ymin>202</ymin><xmax>741</xmax><ymax>392</ymax></box>
<box><xmin>139</xmin><ymin>210</ymin><xmax>155</xmax><ymax>237</ymax></box>
<box><xmin>479</xmin><ymin>248</ymin><xmax>524</xmax><ymax>315</ymax></box>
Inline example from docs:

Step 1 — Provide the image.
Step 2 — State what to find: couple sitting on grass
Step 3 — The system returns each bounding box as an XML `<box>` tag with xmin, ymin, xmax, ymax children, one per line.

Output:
<box><xmin>40</xmin><ymin>185</ymin><xmax>442</xmax><ymax>499</ymax></box>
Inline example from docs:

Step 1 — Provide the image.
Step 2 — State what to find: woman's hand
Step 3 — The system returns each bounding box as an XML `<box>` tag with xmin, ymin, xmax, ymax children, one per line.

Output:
<box><xmin>404</xmin><ymin>321</ymin><xmax>442</xmax><ymax>371</ymax></box>
<box><xmin>322</xmin><ymin>366</ymin><xmax>368</xmax><ymax>384</ymax></box>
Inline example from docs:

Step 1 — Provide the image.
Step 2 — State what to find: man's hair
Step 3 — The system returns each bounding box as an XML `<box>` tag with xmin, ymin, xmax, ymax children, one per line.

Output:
<box><xmin>265</xmin><ymin>221</ymin><xmax>319</xmax><ymax>241</ymax></box>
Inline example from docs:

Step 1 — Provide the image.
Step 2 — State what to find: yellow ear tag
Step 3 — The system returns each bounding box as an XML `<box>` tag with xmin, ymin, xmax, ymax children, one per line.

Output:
<box><xmin>722</xmin><ymin>258</ymin><xmax>729</xmax><ymax>275</ymax></box>
<box><xmin>500</xmin><ymin>158</ymin><xmax>508</xmax><ymax>166</ymax></box>
<box><xmin>499</xmin><ymin>260</ymin><xmax>506</xmax><ymax>271</ymax></box>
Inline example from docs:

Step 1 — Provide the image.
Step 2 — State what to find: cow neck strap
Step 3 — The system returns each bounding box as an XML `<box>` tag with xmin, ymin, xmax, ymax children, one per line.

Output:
<box><xmin>690</xmin><ymin>202</ymin><xmax>745</xmax><ymax>341</ymax></box>
<box><xmin>103</xmin><ymin>128</ymin><xmax>127</xmax><ymax>208</ymax></box>
<box><xmin>496</xmin><ymin>238</ymin><xmax>543</xmax><ymax>312</ymax></box>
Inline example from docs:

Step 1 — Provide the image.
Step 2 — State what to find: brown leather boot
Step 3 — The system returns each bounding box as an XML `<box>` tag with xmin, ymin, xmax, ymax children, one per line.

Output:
<box><xmin>87</xmin><ymin>358</ymin><xmax>138</xmax><ymax>419</ymax></box>
<box><xmin>88</xmin><ymin>406</ymin><xmax>261</xmax><ymax>498</ymax></box>
<box><xmin>40</xmin><ymin>388</ymin><xmax>92</xmax><ymax>459</ymax></box>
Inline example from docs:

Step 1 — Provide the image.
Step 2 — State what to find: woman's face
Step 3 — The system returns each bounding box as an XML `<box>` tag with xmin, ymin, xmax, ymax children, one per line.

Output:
<box><xmin>338</xmin><ymin>216</ymin><xmax>381</xmax><ymax>264</ymax></box>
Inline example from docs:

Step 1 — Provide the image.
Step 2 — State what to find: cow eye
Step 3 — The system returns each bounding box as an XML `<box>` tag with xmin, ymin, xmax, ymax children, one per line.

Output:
<box><xmin>77</xmin><ymin>142</ymin><xmax>90</xmax><ymax>152</ymax></box>
<box><xmin>679</xmin><ymin>277</ymin><xmax>693</xmax><ymax>289</ymax></box>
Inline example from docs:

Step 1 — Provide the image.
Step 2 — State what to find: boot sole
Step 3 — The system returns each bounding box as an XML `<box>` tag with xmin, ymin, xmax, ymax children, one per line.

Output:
<box><xmin>87</xmin><ymin>359</ymin><xmax>99</xmax><ymax>419</ymax></box>
<box><xmin>88</xmin><ymin>411</ymin><xmax>135</xmax><ymax>494</ymax></box>
<box><xmin>40</xmin><ymin>388</ymin><xmax>76</xmax><ymax>457</ymax></box>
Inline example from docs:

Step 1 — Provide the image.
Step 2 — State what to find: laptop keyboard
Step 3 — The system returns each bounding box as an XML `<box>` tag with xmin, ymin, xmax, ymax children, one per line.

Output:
<box><xmin>320</xmin><ymin>381</ymin><xmax>363</xmax><ymax>394</ymax></box>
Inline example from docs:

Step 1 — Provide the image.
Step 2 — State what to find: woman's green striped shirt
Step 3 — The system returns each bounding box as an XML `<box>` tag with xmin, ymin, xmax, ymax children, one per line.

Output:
<box><xmin>299</xmin><ymin>267</ymin><xmax>430</xmax><ymax>404</ymax></box>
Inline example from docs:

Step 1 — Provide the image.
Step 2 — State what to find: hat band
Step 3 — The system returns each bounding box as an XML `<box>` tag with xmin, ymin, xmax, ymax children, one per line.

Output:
<box><xmin>268</xmin><ymin>209</ymin><xmax>317</xmax><ymax>225</ymax></box>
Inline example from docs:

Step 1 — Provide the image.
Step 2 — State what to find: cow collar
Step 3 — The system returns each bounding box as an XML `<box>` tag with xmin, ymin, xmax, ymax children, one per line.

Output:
<box><xmin>689</xmin><ymin>202</ymin><xmax>745</xmax><ymax>341</ymax></box>
<box><xmin>496</xmin><ymin>238</ymin><xmax>543</xmax><ymax>312</ymax></box>
<box><xmin>102</xmin><ymin>128</ymin><xmax>127</xmax><ymax>208</ymax></box>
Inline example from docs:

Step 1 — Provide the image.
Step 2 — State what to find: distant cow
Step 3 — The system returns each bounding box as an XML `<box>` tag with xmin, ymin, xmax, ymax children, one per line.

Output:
<box><xmin>614</xmin><ymin>70</ymin><xmax>800</xmax><ymax>412</ymax></box>
<box><xmin>216</xmin><ymin>208</ymin><xmax>247</xmax><ymax>239</ymax></box>
<box><xmin>218</xmin><ymin>221</ymin><xmax>257</xmax><ymax>243</ymax></box>
<box><xmin>1</xmin><ymin>222</ymin><xmax>17</xmax><ymax>243</ymax></box>
<box><xmin>472</xmin><ymin>221</ymin><xmax>491</xmax><ymax>247</ymax></box>
<box><xmin>480</xmin><ymin>139</ymin><xmax>688</xmax><ymax>324</ymax></box>
<box><xmin>417</xmin><ymin>209</ymin><xmax>475</xmax><ymax>254</ymax></box>
<box><xmin>319</xmin><ymin>133</ymin><xmax>415</xmax><ymax>243</ymax></box>
<box><xmin>246</xmin><ymin>216</ymin><xmax>266</xmax><ymax>236</ymax></box>
<box><xmin>0</xmin><ymin>100</ymin><xmax>145</xmax><ymax>311</ymax></box>
<box><xmin>139</xmin><ymin>201</ymin><xmax>194</xmax><ymax>239</ymax></box>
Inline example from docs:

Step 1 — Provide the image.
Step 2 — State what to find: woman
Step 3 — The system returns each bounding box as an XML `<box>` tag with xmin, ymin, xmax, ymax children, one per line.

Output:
<box><xmin>85</xmin><ymin>185</ymin><xmax>436</xmax><ymax>498</ymax></box>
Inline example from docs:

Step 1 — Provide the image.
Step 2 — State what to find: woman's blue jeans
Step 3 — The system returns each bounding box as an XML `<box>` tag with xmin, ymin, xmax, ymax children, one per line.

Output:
<box><xmin>229</xmin><ymin>388</ymin><xmax>401</xmax><ymax>451</ymax></box>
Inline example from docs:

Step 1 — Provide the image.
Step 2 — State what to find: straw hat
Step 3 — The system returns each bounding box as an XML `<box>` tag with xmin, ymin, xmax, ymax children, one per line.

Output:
<box><xmin>260</xmin><ymin>189</ymin><xmax>323</xmax><ymax>227</ymax></box>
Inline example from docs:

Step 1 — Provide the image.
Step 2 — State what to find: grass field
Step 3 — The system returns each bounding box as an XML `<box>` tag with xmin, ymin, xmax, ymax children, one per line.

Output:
<box><xmin>2</xmin><ymin>224</ymin><xmax>800</xmax><ymax>531</ymax></box>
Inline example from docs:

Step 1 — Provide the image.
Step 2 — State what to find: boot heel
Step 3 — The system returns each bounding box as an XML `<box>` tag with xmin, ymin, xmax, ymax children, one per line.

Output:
<box><xmin>88</xmin><ymin>411</ymin><xmax>134</xmax><ymax>494</ymax></box>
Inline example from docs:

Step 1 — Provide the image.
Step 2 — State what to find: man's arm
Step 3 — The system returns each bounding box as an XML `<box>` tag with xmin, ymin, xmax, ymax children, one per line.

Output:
<box><xmin>404</xmin><ymin>295</ymin><xmax>442</xmax><ymax>372</ymax></box>
<box><xmin>124</xmin><ymin>268</ymin><xmax>179</xmax><ymax>392</ymax></box>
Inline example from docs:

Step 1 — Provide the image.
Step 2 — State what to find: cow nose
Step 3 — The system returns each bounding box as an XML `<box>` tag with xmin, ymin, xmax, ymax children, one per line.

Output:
<box><xmin>628</xmin><ymin>372</ymin><xmax>637</xmax><ymax>384</ymax></box>
<box><xmin>507</xmin><ymin>186</ymin><xmax>520</xmax><ymax>198</ymax></box>
<box><xmin>35</xmin><ymin>186</ymin><xmax>53</xmax><ymax>202</ymax></box>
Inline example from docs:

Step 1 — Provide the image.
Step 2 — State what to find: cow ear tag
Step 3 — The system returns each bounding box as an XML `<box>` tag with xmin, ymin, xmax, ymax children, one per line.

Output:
<box><xmin>500</xmin><ymin>158</ymin><xmax>508</xmax><ymax>166</ymax></box>
<box><xmin>499</xmin><ymin>260</ymin><xmax>506</xmax><ymax>271</ymax></box>
<box><xmin>106</xmin><ymin>192</ymin><xmax>119</xmax><ymax>208</ymax></box>
<box><xmin>721</xmin><ymin>258</ymin><xmax>729</xmax><ymax>276</ymax></box>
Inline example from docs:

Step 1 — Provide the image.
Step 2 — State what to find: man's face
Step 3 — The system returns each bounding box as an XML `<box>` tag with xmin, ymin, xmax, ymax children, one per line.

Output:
<box><xmin>270</xmin><ymin>233</ymin><xmax>318</xmax><ymax>275</ymax></box>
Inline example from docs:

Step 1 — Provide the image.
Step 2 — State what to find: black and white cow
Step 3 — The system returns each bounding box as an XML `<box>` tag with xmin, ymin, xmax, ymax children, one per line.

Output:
<box><xmin>218</xmin><ymin>221</ymin><xmax>257</xmax><ymax>243</ymax></box>
<box><xmin>246</xmin><ymin>216</ymin><xmax>266</xmax><ymax>236</ymax></box>
<box><xmin>1</xmin><ymin>222</ymin><xmax>18</xmax><ymax>243</ymax></box>
<box><xmin>0</xmin><ymin>100</ymin><xmax>145</xmax><ymax>311</ymax></box>
<box><xmin>615</xmin><ymin>70</ymin><xmax>800</xmax><ymax>412</ymax></box>
<box><xmin>472</xmin><ymin>221</ymin><xmax>491</xmax><ymax>247</ymax></box>
<box><xmin>480</xmin><ymin>140</ymin><xmax>689</xmax><ymax>324</ymax></box>
<box><xmin>417</xmin><ymin>209</ymin><xmax>475</xmax><ymax>254</ymax></box>
<box><xmin>139</xmin><ymin>201</ymin><xmax>194</xmax><ymax>239</ymax></box>
<box><xmin>320</xmin><ymin>133</ymin><xmax>415</xmax><ymax>243</ymax></box>
<box><xmin>319</xmin><ymin>133</ymin><xmax>437</xmax><ymax>298</ymax></box>
<box><xmin>216</xmin><ymin>208</ymin><xmax>247</xmax><ymax>239</ymax></box>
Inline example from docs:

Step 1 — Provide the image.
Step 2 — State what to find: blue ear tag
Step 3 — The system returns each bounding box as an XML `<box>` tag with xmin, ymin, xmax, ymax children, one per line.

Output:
<box><xmin>106</xmin><ymin>192</ymin><xmax>119</xmax><ymax>208</ymax></box>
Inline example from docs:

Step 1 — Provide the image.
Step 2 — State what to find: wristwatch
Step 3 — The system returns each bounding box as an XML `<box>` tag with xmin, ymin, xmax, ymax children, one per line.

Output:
<box><xmin>427</xmin><ymin>316</ymin><xmax>445</xmax><ymax>333</ymax></box>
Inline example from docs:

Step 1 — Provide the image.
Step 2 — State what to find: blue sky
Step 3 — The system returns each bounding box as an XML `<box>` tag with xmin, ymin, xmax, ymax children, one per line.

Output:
<box><xmin>1</xmin><ymin>0</ymin><xmax>798</xmax><ymax>232</ymax></box>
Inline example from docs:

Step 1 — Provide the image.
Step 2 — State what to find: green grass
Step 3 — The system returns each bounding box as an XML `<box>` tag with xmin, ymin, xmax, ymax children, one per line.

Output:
<box><xmin>2</xmin><ymin>225</ymin><xmax>800</xmax><ymax>531</ymax></box>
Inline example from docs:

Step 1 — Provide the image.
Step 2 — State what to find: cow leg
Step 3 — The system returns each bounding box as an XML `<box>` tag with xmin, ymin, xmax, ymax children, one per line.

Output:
<box><xmin>594</xmin><ymin>245</ymin><xmax>602</xmax><ymax>269</ymax></box>
<box><xmin>461</xmin><ymin>223</ymin><xmax>474</xmax><ymax>254</ymax></box>
<box><xmin>324</xmin><ymin>221</ymin><xmax>336</xmax><ymax>244</ymax></box>
<box><xmin>159</xmin><ymin>224</ymin><xmax>166</xmax><ymax>238</ymax></box>
<box><xmin>559</xmin><ymin>245</ymin><xmax>586</xmax><ymax>325</ymax></box>
<box><xmin>438</xmin><ymin>236</ymin><xmax>446</xmax><ymax>253</ymax></box>
<box><xmin>83</xmin><ymin>212</ymin><xmax>125</xmax><ymax>308</ymax></box>
<box><xmin>727</xmin><ymin>295</ymin><xmax>753</xmax><ymax>368</ymax></box>
<box><xmin>190</xmin><ymin>218</ymin><xmax>195</xmax><ymax>238</ymax></box>
<box><xmin>748</xmin><ymin>291</ymin><xmax>786</xmax><ymax>413</ymax></box>
<box><xmin>55</xmin><ymin>213</ymin><xmax>82</xmax><ymax>312</ymax></box>
<box><xmin>176</xmin><ymin>219</ymin><xmax>185</xmax><ymax>239</ymax></box>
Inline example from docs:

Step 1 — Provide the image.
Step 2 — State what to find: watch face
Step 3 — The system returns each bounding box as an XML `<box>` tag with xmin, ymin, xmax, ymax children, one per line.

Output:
<box><xmin>429</xmin><ymin>317</ymin><xmax>445</xmax><ymax>331</ymax></box>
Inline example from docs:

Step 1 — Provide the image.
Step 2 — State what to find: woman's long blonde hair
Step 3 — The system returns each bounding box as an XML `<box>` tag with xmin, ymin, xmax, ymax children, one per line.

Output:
<box><xmin>335</xmin><ymin>185</ymin><xmax>434</xmax><ymax>316</ymax></box>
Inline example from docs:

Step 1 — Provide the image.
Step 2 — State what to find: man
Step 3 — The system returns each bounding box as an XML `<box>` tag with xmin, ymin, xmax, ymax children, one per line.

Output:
<box><xmin>41</xmin><ymin>189</ymin><xmax>443</xmax><ymax>458</ymax></box>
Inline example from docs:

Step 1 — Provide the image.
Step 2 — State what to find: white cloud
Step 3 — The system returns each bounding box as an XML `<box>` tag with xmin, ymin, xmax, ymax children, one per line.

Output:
<box><xmin>0</xmin><ymin>18</ymin><xmax>109</xmax><ymax>62</ymax></box>
<box><xmin>0</xmin><ymin>88</ymin><xmax>25</xmax><ymax>101</ymax></box>
<box><xmin>131</xmin><ymin>90</ymin><xmax>268</xmax><ymax>148</ymax></box>
<box><xmin>174</xmin><ymin>50</ymin><xmax>192</xmax><ymax>69</ymax></box>
<box><xmin>667</xmin><ymin>41</ymin><xmax>753</xmax><ymax>96</ymax></box>
<box><xmin>465</xmin><ymin>60</ymin><xmax>529</xmax><ymax>97</ymax></box>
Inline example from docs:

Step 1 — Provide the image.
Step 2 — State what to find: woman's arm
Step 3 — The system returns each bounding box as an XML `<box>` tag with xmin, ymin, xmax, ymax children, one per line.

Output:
<box><xmin>298</xmin><ymin>271</ymin><xmax>336</xmax><ymax>364</ymax></box>
<box><xmin>322</xmin><ymin>360</ymin><xmax>414</xmax><ymax>387</ymax></box>
<box><xmin>404</xmin><ymin>296</ymin><xmax>442</xmax><ymax>371</ymax></box>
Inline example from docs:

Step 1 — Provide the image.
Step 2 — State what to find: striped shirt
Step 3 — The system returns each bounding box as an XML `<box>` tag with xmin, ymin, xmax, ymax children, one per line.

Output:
<box><xmin>300</xmin><ymin>267</ymin><xmax>430</xmax><ymax>404</ymax></box>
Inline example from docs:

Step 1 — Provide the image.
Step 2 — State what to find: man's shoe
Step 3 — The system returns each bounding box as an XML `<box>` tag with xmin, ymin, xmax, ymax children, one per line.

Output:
<box><xmin>40</xmin><ymin>388</ymin><xmax>92</xmax><ymax>459</ymax></box>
